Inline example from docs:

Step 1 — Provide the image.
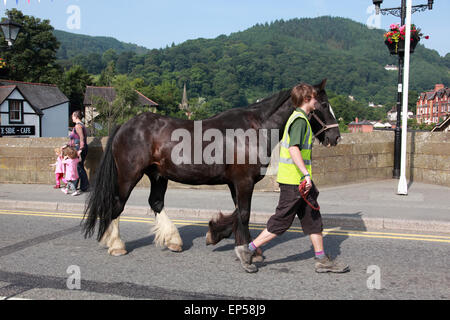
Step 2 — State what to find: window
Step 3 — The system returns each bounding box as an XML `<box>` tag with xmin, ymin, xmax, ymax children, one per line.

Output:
<box><xmin>9</xmin><ymin>100</ymin><xmax>23</xmax><ymax>124</ymax></box>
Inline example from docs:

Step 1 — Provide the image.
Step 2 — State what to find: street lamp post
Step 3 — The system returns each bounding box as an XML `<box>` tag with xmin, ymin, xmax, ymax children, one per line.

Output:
<box><xmin>0</xmin><ymin>16</ymin><xmax>21</xmax><ymax>47</ymax></box>
<box><xmin>373</xmin><ymin>0</ymin><xmax>433</xmax><ymax>179</ymax></box>
<box><xmin>0</xmin><ymin>14</ymin><xmax>21</xmax><ymax>138</ymax></box>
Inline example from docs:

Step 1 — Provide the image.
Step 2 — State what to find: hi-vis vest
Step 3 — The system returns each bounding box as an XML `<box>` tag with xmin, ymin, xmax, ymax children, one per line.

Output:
<box><xmin>277</xmin><ymin>110</ymin><xmax>313</xmax><ymax>185</ymax></box>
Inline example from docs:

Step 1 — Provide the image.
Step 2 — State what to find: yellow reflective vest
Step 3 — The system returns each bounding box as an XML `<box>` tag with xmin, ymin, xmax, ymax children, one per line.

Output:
<box><xmin>277</xmin><ymin>110</ymin><xmax>313</xmax><ymax>185</ymax></box>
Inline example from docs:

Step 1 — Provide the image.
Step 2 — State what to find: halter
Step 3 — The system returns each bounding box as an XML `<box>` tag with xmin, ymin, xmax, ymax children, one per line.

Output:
<box><xmin>308</xmin><ymin>102</ymin><xmax>339</xmax><ymax>138</ymax></box>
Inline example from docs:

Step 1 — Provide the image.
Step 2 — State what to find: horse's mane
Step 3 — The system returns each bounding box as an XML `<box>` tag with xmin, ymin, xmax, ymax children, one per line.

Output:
<box><xmin>207</xmin><ymin>89</ymin><xmax>292</xmax><ymax>121</ymax></box>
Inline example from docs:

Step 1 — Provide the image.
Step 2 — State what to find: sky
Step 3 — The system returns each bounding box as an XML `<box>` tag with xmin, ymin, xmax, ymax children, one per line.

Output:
<box><xmin>1</xmin><ymin>0</ymin><xmax>448</xmax><ymax>56</ymax></box>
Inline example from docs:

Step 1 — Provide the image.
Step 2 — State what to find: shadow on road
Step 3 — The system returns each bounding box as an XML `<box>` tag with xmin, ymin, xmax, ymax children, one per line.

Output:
<box><xmin>126</xmin><ymin>235</ymin><xmax>155</xmax><ymax>254</ymax></box>
<box><xmin>123</xmin><ymin>210</ymin><xmax>367</xmax><ymax>268</ymax></box>
<box><xmin>204</xmin><ymin>211</ymin><xmax>367</xmax><ymax>269</ymax></box>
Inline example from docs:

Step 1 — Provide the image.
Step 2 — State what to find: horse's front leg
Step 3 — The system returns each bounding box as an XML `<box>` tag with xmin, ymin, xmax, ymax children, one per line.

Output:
<box><xmin>232</xmin><ymin>181</ymin><xmax>261</xmax><ymax>273</ymax></box>
<box><xmin>149</xmin><ymin>176</ymin><xmax>183</xmax><ymax>252</ymax></box>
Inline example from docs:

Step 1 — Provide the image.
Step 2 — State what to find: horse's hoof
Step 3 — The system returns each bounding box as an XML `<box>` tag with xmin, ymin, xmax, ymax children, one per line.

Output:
<box><xmin>109</xmin><ymin>249</ymin><xmax>128</xmax><ymax>256</ymax></box>
<box><xmin>253</xmin><ymin>254</ymin><xmax>265</xmax><ymax>263</ymax></box>
<box><xmin>205</xmin><ymin>231</ymin><xmax>214</xmax><ymax>245</ymax></box>
<box><xmin>168</xmin><ymin>244</ymin><xmax>183</xmax><ymax>252</ymax></box>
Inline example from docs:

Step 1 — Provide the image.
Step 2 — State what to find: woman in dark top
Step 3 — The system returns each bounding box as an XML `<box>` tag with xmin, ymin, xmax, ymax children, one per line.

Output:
<box><xmin>69</xmin><ymin>111</ymin><xmax>90</xmax><ymax>192</ymax></box>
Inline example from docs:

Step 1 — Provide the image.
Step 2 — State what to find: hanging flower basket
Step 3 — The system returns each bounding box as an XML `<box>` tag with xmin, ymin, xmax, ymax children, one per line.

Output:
<box><xmin>385</xmin><ymin>38</ymin><xmax>419</xmax><ymax>55</ymax></box>
<box><xmin>383</xmin><ymin>24</ymin><xmax>428</xmax><ymax>56</ymax></box>
<box><xmin>0</xmin><ymin>58</ymin><xmax>6</xmax><ymax>77</ymax></box>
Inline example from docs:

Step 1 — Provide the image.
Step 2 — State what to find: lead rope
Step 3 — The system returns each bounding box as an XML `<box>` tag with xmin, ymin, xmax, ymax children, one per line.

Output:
<box><xmin>299</xmin><ymin>180</ymin><xmax>320</xmax><ymax>211</ymax></box>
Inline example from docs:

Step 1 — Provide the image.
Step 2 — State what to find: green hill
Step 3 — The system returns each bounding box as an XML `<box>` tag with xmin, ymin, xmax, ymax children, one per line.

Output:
<box><xmin>125</xmin><ymin>17</ymin><xmax>447</xmax><ymax>107</ymax></box>
<box><xmin>54</xmin><ymin>30</ymin><xmax>149</xmax><ymax>59</ymax></box>
<box><xmin>57</xmin><ymin>16</ymin><xmax>448</xmax><ymax>114</ymax></box>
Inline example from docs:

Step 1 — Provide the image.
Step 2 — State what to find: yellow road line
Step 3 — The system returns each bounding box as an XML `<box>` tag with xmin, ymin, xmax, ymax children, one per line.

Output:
<box><xmin>1</xmin><ymin>209</ymin><xmax>449</xmax><ymax>243</ymax></box>
<box><xmin>1</xmin><ymin>209</ymin><xmax>449</xmax><ymax>240</ymax></box>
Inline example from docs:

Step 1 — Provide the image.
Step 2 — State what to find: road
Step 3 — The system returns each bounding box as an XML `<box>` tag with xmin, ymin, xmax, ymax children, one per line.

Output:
<box><xmin>0</xmin><ymin>207</ymin><xmax>449</xmax><ymax>301</ymax></box>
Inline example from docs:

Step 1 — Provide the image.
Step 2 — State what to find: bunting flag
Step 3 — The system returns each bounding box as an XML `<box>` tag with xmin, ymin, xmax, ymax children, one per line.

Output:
<box><xmin>3</xmin><ymin>0</ymin><xmax>48</xmax><ymax>5</ymax></box>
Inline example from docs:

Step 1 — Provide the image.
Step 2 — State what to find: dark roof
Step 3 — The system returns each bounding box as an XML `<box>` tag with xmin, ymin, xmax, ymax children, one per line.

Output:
<box><xmin>0</xmin><ymin>86</ymin><xmax>16</xmax><ymax>105</ymax></box>
<box><xmin>0</xmin><ymin>80</ymin><xmax>69</xmax><ymax>115</ymax></box>
<box><xmin>419</xmin><ymin>87</ymin><xmax>449</xmax><ymax>101</ymax></box>
<box><xmin>84</xmin><ymin>86</ymin><xmax>158</xmax><ymax>107</ymax></box>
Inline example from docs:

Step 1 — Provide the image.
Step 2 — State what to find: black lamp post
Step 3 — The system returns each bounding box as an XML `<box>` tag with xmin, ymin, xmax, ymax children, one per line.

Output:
<box><xmin>373</xmin><ymin>0</ymin><xmax>433</xmax><ymax>179</ymax></box>
<box><xmin>0</xmin><ymin>17</ymin><xmax>21</xmax><ymax>47</ymax></box>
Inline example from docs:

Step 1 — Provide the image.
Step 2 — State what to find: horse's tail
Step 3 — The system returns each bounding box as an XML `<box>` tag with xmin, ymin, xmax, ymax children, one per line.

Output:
<box><xmin>82</xmin><ymin>125</ymin><xmax>121</xmax><ymax>241</ymax></box>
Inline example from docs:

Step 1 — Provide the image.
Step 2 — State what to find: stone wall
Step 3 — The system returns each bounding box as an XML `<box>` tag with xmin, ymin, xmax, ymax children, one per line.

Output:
<box><xmin>0</xmin><ymin>131</ymin><xmax>449</xmax><ymax>189</ymax></box>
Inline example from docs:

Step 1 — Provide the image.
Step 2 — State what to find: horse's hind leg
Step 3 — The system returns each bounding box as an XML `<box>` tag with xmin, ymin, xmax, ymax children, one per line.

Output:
<box><xmin>148</xmin><ymin>175</ymin><xmax>183</xmax><ymax>252</ymax></box>
<box><xmin>206</xmin><ymin>183</ymin><xmax>236</xmax><ymax>245</ymax></box>
<box><xmin>100</xmin><ymin>218</ymin><xmax>127</xmax><ymax>256</ymax></box>
<box><xmin>101</xmin><ymin>172</ymin><xmax>142</xmax><ymax>256</ymax></box>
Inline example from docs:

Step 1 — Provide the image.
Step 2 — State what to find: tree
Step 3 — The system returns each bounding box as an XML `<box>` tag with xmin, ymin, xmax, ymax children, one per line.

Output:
<box><xmin>97</xmin><ymin>61</ymin><xmax>116</xmax><ymax>86</ymax></box>
<box><xmin>190</xmin><ymin>97</ymin><xmax>212</xmax><ymax>120</ymax></box>
<box><xmin>58</xmin><ymin>65</ymin><xmax>93</xmax><ymax>117</ymax></box>
<box><xmin>102</xmin><ymin>49</ymin><xmax>118</xmax><ymax>65</ymax></box>
<box><xmin>90</xmin><ymin>96</ymin><xmax>115</xmax><ymax>136</ymax></box>
<box><xmin>112</xmin><ymin>75</ymin><xmax>141</xmax><ymax>123</ymax></box>
<box><xmin>1</xmin><ymin>9</ymin><xmax>61</xmax><ymax>82</ymax></box>
<box><xmin>149</xmin><ymin>80</ymin><xmax>182</xmax><ymax>117</ymax></box>
<box><xmin>58</xmin><ymin>65</ymin><xmax>93</xmax><ymax>127</ymax></box>
<box><xmin>72</xmin><ymin>53</ymin><xmax>104</xmax><ymax>74</ymax></box>
<box><xmin>93</xmin><ymin>75</ymin><xmax>140</xmax><ymax>136</ymax></box>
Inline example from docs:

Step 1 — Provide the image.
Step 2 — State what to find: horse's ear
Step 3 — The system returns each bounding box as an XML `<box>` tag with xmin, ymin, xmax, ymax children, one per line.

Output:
<box><xmin>315</xmin><ymin>79</ymin><xmax>327</xmax><ymax>92</ymax></box>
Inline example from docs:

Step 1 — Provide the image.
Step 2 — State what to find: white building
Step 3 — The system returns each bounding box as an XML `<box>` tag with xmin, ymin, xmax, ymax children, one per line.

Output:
<box><xmin>387</xmin><ymin>107</ymin><xmax>414</xmax><ymax>122</ymax></box>
<box><xmin>0</xmin><ymin>80</ymin><xmax>69</xmax><ymax>137</ymax></box>
<box><xmin>384</xmin><ymin>64</ymin><xmax>398</xmax><ymax>71</ymax></box>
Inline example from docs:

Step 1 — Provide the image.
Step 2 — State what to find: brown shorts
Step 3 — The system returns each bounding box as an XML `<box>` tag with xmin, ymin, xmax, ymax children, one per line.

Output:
<box><xmin>267</xmin><ymin>183</ymin><xmax>323</xmax><ymax>236</ymax></box>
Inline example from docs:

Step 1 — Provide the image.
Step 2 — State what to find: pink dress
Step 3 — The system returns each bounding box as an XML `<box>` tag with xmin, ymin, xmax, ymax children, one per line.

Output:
<box><xmin>63</xmin><ymin>158</ymin><xmax>80</xmax><ymax>181</ymax></box>
<box><xmin>54</xmin><ymin>156</ymin><xmax>65</xmax><ymax>175</ymax></box>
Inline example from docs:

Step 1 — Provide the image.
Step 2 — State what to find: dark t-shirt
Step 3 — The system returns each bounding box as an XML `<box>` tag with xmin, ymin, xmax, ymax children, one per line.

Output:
<box><xmin>288</xmin><ymin>108</ymin><xmax>308</xmax><ymax>149</ymax></box>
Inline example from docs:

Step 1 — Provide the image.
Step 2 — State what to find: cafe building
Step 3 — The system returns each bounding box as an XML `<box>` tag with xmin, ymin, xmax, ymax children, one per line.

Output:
<box><xmin>0</xmin><ymin>80</ymin><xmax>69</xmax><ymax>138</ymax></box>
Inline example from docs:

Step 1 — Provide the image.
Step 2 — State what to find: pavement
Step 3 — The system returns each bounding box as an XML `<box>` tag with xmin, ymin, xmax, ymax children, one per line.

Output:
<box><xmin>0</xmin><ymin>179</ymin><xmax>449</xmax><ymax>234</ymax></box>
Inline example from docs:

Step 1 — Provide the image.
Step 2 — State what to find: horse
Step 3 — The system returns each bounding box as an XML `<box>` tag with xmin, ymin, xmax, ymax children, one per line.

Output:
<box><xmin>82</xmin><ymin>79</ymin><xmax>341</xmax><ymax>263</ymax></box>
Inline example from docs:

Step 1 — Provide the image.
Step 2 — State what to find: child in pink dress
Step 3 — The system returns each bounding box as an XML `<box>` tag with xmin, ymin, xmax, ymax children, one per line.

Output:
<box><xmin>61</xmin><ymin>147</ymin><xmax>81</xmax><ymax>196</ymax></box>
<box><xmin>50</xmin><ymin>147</ymin><xmax>67</xmax><ymax>189</ymax></box>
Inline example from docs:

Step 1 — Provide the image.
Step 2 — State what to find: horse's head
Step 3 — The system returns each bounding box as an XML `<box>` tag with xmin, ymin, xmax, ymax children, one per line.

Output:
<box><xmin>310</xmin><ymin>79</ymin><xmax>341</xmax><ymax>147</ymax></box>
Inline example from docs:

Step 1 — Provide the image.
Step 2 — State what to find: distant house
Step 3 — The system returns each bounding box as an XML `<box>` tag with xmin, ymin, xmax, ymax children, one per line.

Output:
<box><xmin>0</xmin><ymin>80</ymin><xmax>69</xmax><ymax>137</ymax></box>
<box><xmin>83</xmin><ymin>86</ymin><xmax>159</xmax><ymax>126</ymax></box>
<box><xmin>348</xmin><ymin>118</ymin><xmax>374</xmax><ymax>133</ymax></box>
<box><xmin>387</xmin><ymin>107</ymin><xmax>414</xmax><ymax>122</ymax></box>
<box><xmin>416</xmin><ymin>84</ymin><xmax>449</xmax><ymax>125</ymax></box>
<box><xmin>384</xmin><ymin>64</ymin><xmax>398</xmax><ymax>71</ymax></box>
<box><xmin>368</xmin><ymin>102</ymin><xmax>384</xmax><ymax>108</ymax></box>
<box><xmin>372</xmin><ymin>121</ymin><xmax>392</xmax><ymax>129</ymax></box>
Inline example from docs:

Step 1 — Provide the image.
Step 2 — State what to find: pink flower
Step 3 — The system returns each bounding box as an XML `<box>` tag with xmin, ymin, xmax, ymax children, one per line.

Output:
<box><xmin>390</xmin><ymin>23</ymin><xmax>399</xmax><ymax>30</ymax></box>
<box><xmin>400</xmin><ymin>25</ymin><xmax>406</xmax><ymax>33</ymax></box>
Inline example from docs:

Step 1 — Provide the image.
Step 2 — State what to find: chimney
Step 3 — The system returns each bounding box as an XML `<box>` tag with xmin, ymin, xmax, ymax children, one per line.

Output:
<box><xmin>434</xmin><ymin>84</ymin><xmax>445</xmax><ymax>92</ymax></box>
<box><xmin>355</xmin><ymin>117</ymin><xmax>359</xmax><ymax>123</ymax></box>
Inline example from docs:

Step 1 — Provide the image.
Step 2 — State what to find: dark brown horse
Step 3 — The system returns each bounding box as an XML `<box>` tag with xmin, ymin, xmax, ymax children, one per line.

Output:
<box><xmin>82</xmin><ymin>79</ymin><xmax>340</xmax><ymax>261</ymax></box>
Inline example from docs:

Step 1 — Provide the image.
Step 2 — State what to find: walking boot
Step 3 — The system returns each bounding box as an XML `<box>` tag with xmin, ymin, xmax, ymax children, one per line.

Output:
<box><xmin>234</xmin><ymin>245</ymin><xmax>258</xmax><ymax>273</ymax></box>
<box><xmin>314</xmin><ymin>255</ymin><xmax>350</xmax><ymax>273</ymax></box>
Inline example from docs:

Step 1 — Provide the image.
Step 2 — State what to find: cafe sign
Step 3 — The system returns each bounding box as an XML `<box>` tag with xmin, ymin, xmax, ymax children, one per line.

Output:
<box><xmin>0</xmin><ymin>126</ymin><xmax>36</xmax><ymax>136</ymax></box>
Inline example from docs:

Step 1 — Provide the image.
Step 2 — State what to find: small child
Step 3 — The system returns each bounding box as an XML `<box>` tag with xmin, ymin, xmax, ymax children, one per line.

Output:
<box><xmin>61</xmin><ymin>146</ymin><xmax>81</xmax><ymax>196</ymax></box>
<box><xmin>50</xmin><ymin>147</ymin><xmax>67</xmax><ymax>189</ymax></box>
